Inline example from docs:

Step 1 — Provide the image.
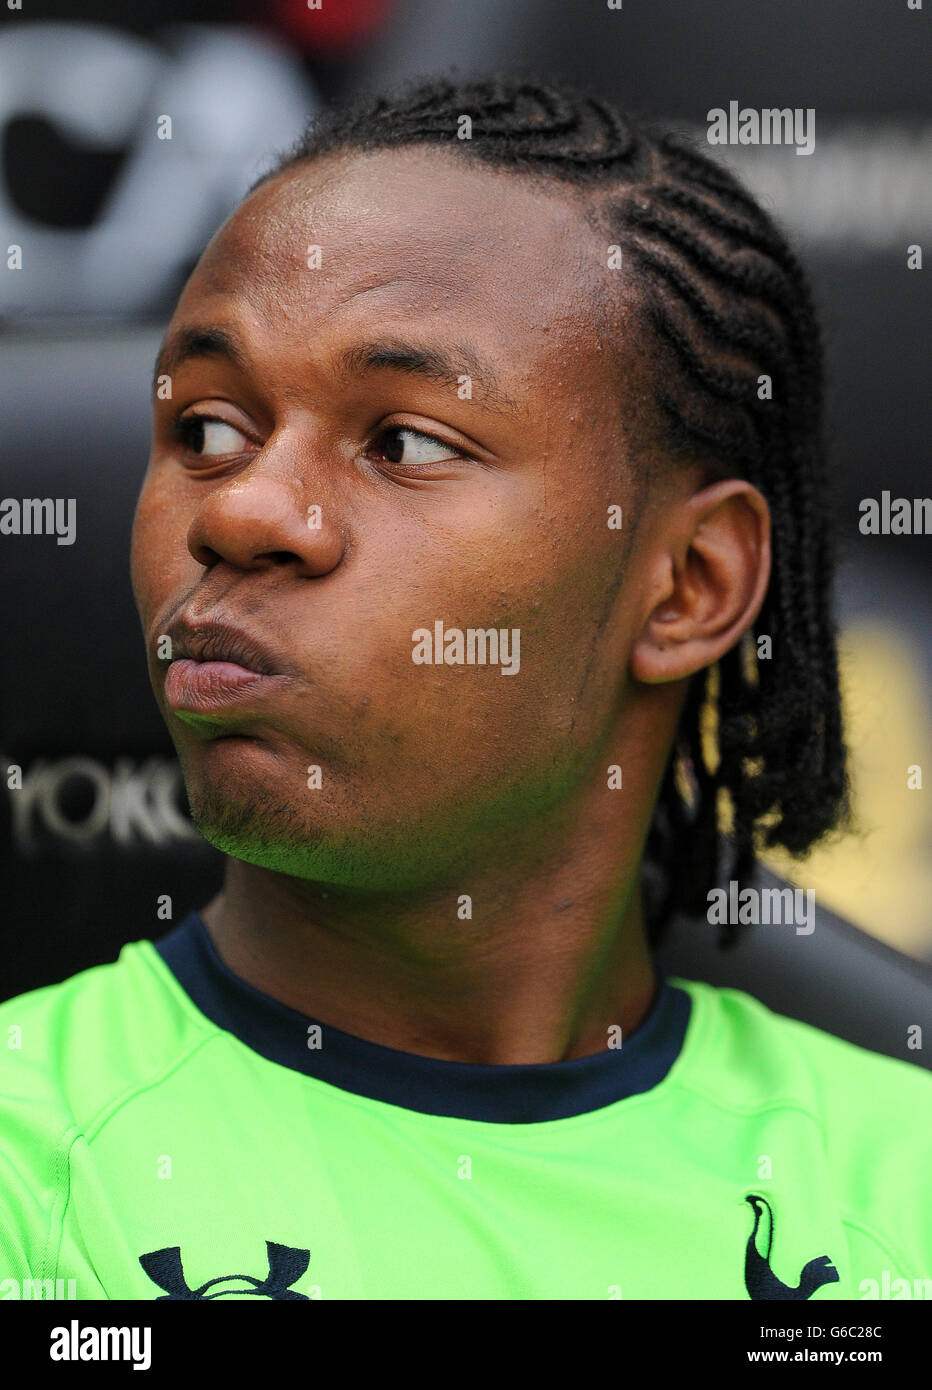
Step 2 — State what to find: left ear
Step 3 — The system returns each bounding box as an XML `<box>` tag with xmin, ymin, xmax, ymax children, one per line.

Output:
<box><xmin>630</xmin><ymin>478</ymin><xmax>771</xmax><ymax>685</ymax></box>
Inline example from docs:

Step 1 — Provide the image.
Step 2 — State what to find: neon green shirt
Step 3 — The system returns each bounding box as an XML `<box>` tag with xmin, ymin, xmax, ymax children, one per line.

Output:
<box><xmin>0</xmin><ymin>911</ymin><xmax>929</xmax><ymax>1300</ymax></box>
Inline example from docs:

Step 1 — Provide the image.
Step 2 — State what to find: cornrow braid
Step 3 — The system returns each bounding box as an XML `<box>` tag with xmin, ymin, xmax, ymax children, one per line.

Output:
<box><xmin>253</xmin><ymin>74</ymin><xmax>849</xmax><ymax>950</ymax></box>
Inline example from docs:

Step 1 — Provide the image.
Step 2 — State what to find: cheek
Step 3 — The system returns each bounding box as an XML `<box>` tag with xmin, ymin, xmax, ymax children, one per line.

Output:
<box><xmin>130</xmin><ymin>476</ymin><xmax>192</xmax><ymax>621</ymax></box>
<box><xmin>394</xmin><ymin>526</ymin><xmax>623</xmax><ymax>761</ymax></box>
<box><xmin>508</xmin><ymin>531</ymin><xmax>632</xmax><ymax>740</ymax></box>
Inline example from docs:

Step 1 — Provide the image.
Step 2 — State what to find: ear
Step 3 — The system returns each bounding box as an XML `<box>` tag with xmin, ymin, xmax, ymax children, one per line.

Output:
<box><xmin>630</xmin><ymin>479</ymin><xmax>771</xmax><ymax>684</ymax></box>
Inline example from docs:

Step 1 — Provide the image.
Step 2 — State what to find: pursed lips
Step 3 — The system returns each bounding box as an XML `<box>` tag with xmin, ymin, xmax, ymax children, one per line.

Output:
<box><xmin>160</xmin><ymin>620</ymin><xmax>297</xmax><ymax>715</ymax></box>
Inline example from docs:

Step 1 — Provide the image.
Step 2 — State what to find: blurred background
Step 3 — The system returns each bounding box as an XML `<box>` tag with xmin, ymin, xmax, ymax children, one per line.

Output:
<box><xmin>1</xmin><ymin>0</ymin><xmax>929</xmax><ymax>1008</ymax></box>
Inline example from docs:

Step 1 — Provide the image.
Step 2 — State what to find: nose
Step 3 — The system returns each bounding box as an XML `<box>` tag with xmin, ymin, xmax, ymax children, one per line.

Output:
<box><xmin>186</xmin><ymin>457</ymin><xmax>345</xmax><ymax>578</ymax></box>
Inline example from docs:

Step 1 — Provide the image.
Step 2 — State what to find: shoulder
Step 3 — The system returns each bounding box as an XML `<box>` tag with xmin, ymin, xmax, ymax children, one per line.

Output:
<box><xmin>0</xmin><ymin>936</ymin><xmax>211</xmax><ymax>1134</ymax></box>
<box><xmin>0</xmin><ymin>937</ymin><xmax>209</xmax><ymax>1278</ymax></box>
<box><xmin>672</xmin><ymin>977</ymin><xmax>931</xmax><ymax>1255</ymax></box>
<box><xmin>672</xmin><ymin>975</ymin><xmax>932</xmax><ymax>1120</ymax></box>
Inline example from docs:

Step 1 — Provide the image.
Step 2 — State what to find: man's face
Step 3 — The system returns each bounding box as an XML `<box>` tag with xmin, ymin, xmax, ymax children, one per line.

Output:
<box><xmin>131</xmin><ymin>145</ymin><xmax>661</xmax><ymax>889</ymax></box>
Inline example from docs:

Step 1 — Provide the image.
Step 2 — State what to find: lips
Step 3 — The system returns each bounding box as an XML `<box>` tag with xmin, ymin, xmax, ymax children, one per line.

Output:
<box><xmin>161</xmin><ymin>619</ymin><xmax>295</xmax><ymax>715</ymax></box>
<box><xmin>167</xmin><ymin>621</ymin><xmax>282</xmax><ymax>675</ymax></box>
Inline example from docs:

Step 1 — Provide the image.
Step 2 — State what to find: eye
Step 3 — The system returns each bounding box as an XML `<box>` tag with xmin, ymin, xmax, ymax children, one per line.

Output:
<box><xmin>370</xmin><ymin>426</ymin><xmax>467</xmax><ymax>468</ymax></box>
<box><xmin>174</xmin><ymin>414</ymin><xmax>249</xmax><ymax>458</ymax></box>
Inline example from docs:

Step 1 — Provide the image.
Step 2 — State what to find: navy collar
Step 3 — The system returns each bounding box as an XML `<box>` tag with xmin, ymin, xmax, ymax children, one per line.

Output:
<box><xmin>154</xmin><ymin>911</ymin><xmax>690</xmax><ymax>1123</ymax></box>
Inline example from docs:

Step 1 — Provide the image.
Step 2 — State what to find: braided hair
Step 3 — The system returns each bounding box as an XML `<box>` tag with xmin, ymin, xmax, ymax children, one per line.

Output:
<box><xmin>251</xmin><ymin>75</ymin><xmax>849</xmax><ymax>949</ymax></box>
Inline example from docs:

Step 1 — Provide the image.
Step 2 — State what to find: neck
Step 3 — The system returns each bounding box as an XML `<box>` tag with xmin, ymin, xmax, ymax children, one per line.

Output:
<box><xmin>200</xmin><ymin>758</ymin><xmax>662</xmax><ymax>1066</ymax></box>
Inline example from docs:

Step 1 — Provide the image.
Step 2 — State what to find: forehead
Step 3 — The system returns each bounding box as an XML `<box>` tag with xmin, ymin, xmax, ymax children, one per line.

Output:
<box><xmin>175</xmin><ymin>146</ymin><xmax>638</xmax><ymax>398</ymax></box>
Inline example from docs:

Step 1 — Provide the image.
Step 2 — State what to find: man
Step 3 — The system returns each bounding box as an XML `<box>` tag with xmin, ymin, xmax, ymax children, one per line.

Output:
<box><xmin>1</xmin><ymin>76</ymin><xmax>928</xmax><ymax>1301</ymax></box>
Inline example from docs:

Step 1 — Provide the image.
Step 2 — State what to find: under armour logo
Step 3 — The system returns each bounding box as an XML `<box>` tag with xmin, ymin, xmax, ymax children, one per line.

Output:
<box><xmin>139</xmin><ymin>1240</ymin><xmax>310</xmax><ymax>1300</ymax></box>
<box><xmin>744</xmin><ymin>1194</ymin><xmax>839</xmax><ymax>1300</ymax></box>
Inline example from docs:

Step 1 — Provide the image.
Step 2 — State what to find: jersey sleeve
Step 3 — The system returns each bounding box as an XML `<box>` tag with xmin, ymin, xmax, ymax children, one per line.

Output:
<box><xmin>0</xmin><ymin>1138</ymin><xmax>55</xmax><ymax>1282</ymax></box>
<box><xmin>786</xmin><ymin>1011</ymin><xmax>932</xmax><ymax>1280</ymax></box>
<box><xmin>0</xmin><ymin>1000</ymin><xmax>76</xmax><ymax>1287</ymax></box>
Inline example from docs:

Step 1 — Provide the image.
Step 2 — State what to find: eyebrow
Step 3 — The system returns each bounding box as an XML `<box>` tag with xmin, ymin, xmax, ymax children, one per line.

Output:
<box><xmin>338</xmin><ymin>338</ymin><xmax>518</xmax><ymax>415</ymax></box>
<box><xmin>152</xmin><ymin>327</ymin><xmax>247</xmax><ymax>393</ymax></box>
<box><xmin>153</xmin><ymin>326</ymin><xmax>518</xmax><ymax>415</ymax></box>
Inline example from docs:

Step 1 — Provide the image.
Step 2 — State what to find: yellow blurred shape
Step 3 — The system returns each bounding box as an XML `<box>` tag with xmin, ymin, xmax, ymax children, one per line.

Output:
<box><xmin>762</xmin><ymin>622</ymin><xmax>932</xmax><ymax>960</ymax></box>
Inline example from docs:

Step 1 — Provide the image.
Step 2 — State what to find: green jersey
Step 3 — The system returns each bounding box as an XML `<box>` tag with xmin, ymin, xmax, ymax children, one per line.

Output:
<box><xmin>0</xmin><ymin>911</ymin><xmax>929</xmax><ymax>1301</ymax></box>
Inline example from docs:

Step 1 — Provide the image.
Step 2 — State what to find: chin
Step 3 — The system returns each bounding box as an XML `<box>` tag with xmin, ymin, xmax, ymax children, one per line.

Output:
<box><xmin>188</xmin><ymin>790</ymin><xmax>326</xmax><ymax>877</ymax></box>
<box><xmin>182</xmin><ymin>762</ymin><xmax>310</xmax><ymax>854</ymax></box>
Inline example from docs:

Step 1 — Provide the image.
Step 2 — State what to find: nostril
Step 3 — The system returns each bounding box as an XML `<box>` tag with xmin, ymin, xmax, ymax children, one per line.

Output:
<box><xmin>189</xmin><ymin>543</ymin><xmax>222</xmax><ymax>569</ymax></box>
